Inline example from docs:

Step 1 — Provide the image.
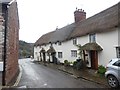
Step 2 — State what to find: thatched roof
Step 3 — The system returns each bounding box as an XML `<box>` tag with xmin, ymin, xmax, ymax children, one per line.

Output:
<box><xmin>47</xmin><ymin>46</ymin><xmax>56</xmax><ymax>53</ymax></box>
<box><xmin>34</xmin><ymin>31</ymin><xmax>55</xmax><ymax>46</ymax></box>
<box><xmin>68</xmin><ymin>3</ymin><xmax>119</xmax><ymax>39</ymax></box>
<box><xmin>82</xmin><ymin>43</ymin><xmax>103</xmax><ymax>51</ymax></box>
<box><xmin>34</xmin><ymin>23</ymin><xmax>76</xmax><ymax>46</ymax></box>
<box><xmin>34</xmin><ymin>2</ymin><xmax>119</xmax><ymax>46</ymax></box>
<box><xmin>49</xmin><ymin>23</ymin><xmax>76</xmax><ymax>43</ymax></box>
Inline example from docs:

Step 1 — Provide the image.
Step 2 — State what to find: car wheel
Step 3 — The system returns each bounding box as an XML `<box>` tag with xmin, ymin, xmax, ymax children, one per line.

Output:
<box><xmin>107</xmin><ymin>75</ymin><xmax>119</xmax><ymax>88</ymax></box>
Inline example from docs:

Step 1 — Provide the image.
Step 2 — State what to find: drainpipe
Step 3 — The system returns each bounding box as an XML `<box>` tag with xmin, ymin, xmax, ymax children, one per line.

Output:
<box><xmin>2</xmin><ymin>3</ymin><xmax>9</xmax><ymax>86</ymax></box>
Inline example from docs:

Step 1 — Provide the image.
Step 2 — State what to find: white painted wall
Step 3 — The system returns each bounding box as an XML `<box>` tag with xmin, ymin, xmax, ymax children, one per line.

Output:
<box><xmin>97</xmin><ymin>29</ymin><xmax>118</xmax><ymax>66</ymax></box>
<box><xmin>34</xmin><ymin>28</ymin><xmax>119</xmax><ymax>67</ymax></box>
<box><xmin>52</xmin><ymin>35</ymin><xmax>89</xmax><ymax>63</ymax></box>
<box><xmin>34</xmin><ymin>46</ymin><xmax>40</xmax><ymax>61</ymax></box>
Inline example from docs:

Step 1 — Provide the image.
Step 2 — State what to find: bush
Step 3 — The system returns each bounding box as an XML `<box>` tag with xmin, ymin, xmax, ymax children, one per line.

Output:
<box><xmin>97</xmin><ymin>65</ymin><xmax>106</xmax><ymax>74</ymax></box>
<box><xmin>73</xmin><ymin>59</ymin><xmax>84</xmax><ymax>69</ymax></box>
<box><xmin>73</xmin><ymin>61</ymin><xmax>77</xmax><ymax>68</ymax></box>
<box><xmin>64</xmin><ymin>60</ymin><xmax>70</xmax><ymax>66</ymax></box>
<box><xmin>76</xmin><ymin>60</ymin><xmax>84</xmax><ymax>70</ymax></box>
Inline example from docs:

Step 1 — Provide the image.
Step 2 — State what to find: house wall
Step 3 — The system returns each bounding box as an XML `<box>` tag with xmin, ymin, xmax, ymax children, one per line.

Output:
<box><xmin>34</xmin><ymin>46</ymin><xmax>40</xmax><ymax>61</ymax></box>
<box><xmin>34</xmin><ymin>44</ymin><xmax>50</xmax><ymax>61</ymax></box>
<box><xmin>5</xmin><ymin>1</ymin><xmax>19</xmax><ymax>85</ymax></box>
<box><xmin>51</xmin><ymin>35</ymin><xmax>88</xmax><ymax>63</ymax></box>
<box><xmin>34</xmin><ymin>28</ymin><xmax>119</xmax><ymax>68</ymax></box>
<box><xmin>51</xmin><ymin>28</ymin><xmax>118</xmax><ymax>67</ymax></box>
<box><xmin>97</xmin><ymin>29</ymin><xmax>118</xmax><ymax>66</ymax></box>
<box><xmin>118</xmin><ymin>28</ymin><xmax>120</xmax><ymax>46</ymax></box>
<box><xmin>53</xmin><ymin>40</ymin><xmax>78</xmax><ymax>63</ymax></box>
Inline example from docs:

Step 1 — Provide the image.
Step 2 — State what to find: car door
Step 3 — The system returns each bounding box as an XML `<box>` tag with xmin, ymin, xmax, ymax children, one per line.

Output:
<box><xmin>118</xmin><ymin>60</ymin><xmax>120</xmax><ymax>81</ymax></box>
<box><xmin>113</xmin><ymin>60</ymin><xmax>120</xmax><ymax>81</ymax></box>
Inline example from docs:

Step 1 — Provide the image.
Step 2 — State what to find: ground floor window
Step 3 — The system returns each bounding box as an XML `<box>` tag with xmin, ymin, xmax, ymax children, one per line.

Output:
<box><xmin>116</xmin><ymin>47</ymin><xmax>120</xmax><ymax>58</ymax></box>
<box><xmin>58</xmin><ymin>52</ymin><xmax>62</xmax><ymax>58</ymax></box>
<box><xmin>71</xmin><ymin>50</ymin><xmax>77</xmax><ymax>57</ymax></box>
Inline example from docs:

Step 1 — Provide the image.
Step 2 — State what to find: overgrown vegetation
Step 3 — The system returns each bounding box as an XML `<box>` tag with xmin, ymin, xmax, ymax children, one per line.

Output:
<box><xmin>64</xmin><ymin>60</ymin><xmax>70</xmax><ymax>66</ymax></box>
<box><xmin>19</xmin><ymin>40</ymin><xmax>34</xmax><ymax>59</ymax></box>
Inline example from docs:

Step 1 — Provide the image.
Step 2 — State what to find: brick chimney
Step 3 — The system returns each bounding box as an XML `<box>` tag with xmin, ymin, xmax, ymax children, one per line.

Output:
<box><xmin>74</xmin><ymin>8</ymin><xmax>86</xmax><ymax>23</ymax></box>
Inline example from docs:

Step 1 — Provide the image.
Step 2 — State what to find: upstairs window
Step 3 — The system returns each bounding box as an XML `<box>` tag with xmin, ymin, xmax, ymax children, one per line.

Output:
<box><xmin>58</xmin><ymin>52</ymin><xmax>62</xmax><ymax>58</ymax></box>
<box><xmin>73</xmin><ymin>38</ymin><xmax>77</xmax><ymax>45</ymax></box>
<box><xmin>116</xmin><ymin>47</ymin><xmax>120</xmax><ymax>58</ymax></box>
<box><xmin>71</xmin><ymin>50</ymin><xmax>77</xmax><ymax>57</ymax></box>
<box><xmin>58</xmin><ymin>42</ymin><xmax>62</xmax><ymax>45</ymax></box>
<box><xmin>89</xmin><ymin>34</ymin><xmax>96</xmax><ymax>42</ymax></box>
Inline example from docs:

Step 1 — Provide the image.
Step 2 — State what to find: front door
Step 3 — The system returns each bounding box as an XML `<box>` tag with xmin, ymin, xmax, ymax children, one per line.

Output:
<box><xmin>90</xmin><ymin>50</ymin><xmax>98</xmax><ymax>70</ymax></box>
<box><xmin>43</xmin><ymin>52</ymin><xmax>46</xmax><ymax>62</ymax></box>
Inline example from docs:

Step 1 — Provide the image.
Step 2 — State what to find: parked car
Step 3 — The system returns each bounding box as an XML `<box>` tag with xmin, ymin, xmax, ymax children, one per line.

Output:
<box><xmin>105</xmin><ymin>58</ymin><xmax>120</xmax><ymax>88</ymax></box>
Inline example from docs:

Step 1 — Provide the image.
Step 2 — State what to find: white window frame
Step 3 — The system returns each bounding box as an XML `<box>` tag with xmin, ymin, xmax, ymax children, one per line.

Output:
<box><xmin>73</xmin><ymin>38</ymin><xmax>77</xmax><ymax>45</ymax></box>
<box><xmin>89</xmin><ymin>34</ymin><xmax>96</xmax><ymax>43</ymax></box>
<box><xmin>71</xmin><ymin>50</ymin><xmax>77</xmax><ymax>57</ymax></box>
<box><xmin>58</xmin><ymin>42</ymin><xmax>62</xmax><ymax>45</ymax></box>
<box><xmin>58</xmin><ymin>52</ymin><xmax>62</xmax><ymax>58</ymax></box>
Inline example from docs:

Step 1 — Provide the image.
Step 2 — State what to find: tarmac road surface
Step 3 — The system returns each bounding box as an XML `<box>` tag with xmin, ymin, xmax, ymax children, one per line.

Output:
<box><xmin>18</xmin><ymin>58</ymin><xmax>106</xmax><ymax>88</ymax></box>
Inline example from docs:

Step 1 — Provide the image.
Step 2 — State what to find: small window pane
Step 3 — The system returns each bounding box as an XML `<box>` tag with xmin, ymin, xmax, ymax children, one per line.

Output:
<box><xmin>71</xmin><ymin>50</ymin><xmax>77</xmax><ymax>57</ymax></box>
<box><xmin>58</xmin><ymin>52</ymin><xmax>62</xmax><ymax>58</ymax></box>
<box><xmin>89</xmin><ymin>34</ymin><xmax>96</xmax><ymax>42</ymax></box>
<box><xmin>73</xmin><ymin>39</ymin><xmax>77</xmax><ymax>45</ymax></box>
<box><xmin>58</xmin><ymin>42</ymin><xmax>62</xmax><ymax>45</ymax></box>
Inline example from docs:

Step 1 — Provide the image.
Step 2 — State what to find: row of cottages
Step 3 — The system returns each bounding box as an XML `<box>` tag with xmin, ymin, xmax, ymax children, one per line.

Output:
<box><xmin>34</xmin><ymin>2</ymin><xmax>120</xmax><ymax>70</ymax></box>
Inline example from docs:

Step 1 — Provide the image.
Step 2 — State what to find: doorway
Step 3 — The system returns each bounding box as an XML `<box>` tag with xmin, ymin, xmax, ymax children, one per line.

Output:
<box><xmin>90</xmin><ymin>50</ymin><xmax>98</xmax><ymax>70</ymax></box>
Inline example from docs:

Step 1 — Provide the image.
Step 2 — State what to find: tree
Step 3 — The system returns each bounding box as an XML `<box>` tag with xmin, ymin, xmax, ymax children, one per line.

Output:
<box><xmin>22</xmin><ymin>50</ymin><xmax>27</xmax><ymax>57</ymax></box>
<box><xmin>76</xmin><ymin>44</ymin><xmax>86</xmax><ymax>69</ymax></box>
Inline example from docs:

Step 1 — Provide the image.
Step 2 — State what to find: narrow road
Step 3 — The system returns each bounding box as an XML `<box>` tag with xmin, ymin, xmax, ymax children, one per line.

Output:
<box><xmin>18</xmin><ymin>58</ymin><xmax>106</xmax><ymax>88</ymax></box>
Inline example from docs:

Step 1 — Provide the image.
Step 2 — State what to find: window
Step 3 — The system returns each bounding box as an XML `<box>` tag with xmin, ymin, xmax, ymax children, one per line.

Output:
<box><xmin>89</xmin><ymin>34</ymin><xmax>96</xmax><ymax>42</ymax></box>
<box><xmin>116</xmin><ymin>47</ymin><xmax>120</xmax><ymax>58</ymax></box>
<box><xmin>113</xmin><ymin>60</ymin><xmax>120</xmax><ymax>67</ymax></box>
<box><xmin>73</xmin><ymin>38</ymin><xmax>77</xmax><ymax>45</ymax></box>
<box><xmin>71</xmin><ymin>50</ymin><xmax>77</xmax><ymax>57</ymax></box>
<box><xmin>58</xmin><ymin>52</ymin><xmax>62</xmax><ymax>58</ymax></box>
<box><xmin>58</xmin><ymin>42</ymin><xmax>62</xmax><ymax>45</ymax></box>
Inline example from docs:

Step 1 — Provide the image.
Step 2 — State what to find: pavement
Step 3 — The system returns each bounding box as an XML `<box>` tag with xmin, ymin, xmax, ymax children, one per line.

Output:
<box><xmin>37</xmin><ymin>61</ymin><xmax>109</xmax><ymax>88</ymax></box>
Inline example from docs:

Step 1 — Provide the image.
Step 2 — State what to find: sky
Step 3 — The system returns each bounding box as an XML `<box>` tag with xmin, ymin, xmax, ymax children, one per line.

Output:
<box><xmin>17</xmin><ymin>0</ymin><xmax>120</xmax><ymax>43</ymax></box>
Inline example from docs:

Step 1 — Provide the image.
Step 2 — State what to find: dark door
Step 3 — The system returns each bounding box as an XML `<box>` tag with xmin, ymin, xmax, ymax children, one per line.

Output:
<box><xmin>43</xmin><ymin>52</ymin><xmax>46</xmax><ymax>62</ymax></box>
<box><xmin>90</xmin><ymin>51</ymin><xmax>98</xmax><ymax>70</ymax></box>
<box><xmin>51</xmin><ymin>53</ymin><xmax>57</xmax><ymax>63</ymax></box>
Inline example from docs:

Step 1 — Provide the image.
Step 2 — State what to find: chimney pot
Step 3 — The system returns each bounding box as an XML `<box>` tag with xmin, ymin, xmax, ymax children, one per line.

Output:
<box><xmin>74</xmin><ymin>8</ymin><xmax>86</xmax><ymax>23</ymax></box>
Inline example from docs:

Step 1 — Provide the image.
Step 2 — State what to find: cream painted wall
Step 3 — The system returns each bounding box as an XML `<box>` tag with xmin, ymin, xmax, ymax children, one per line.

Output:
<box><xmin>97</xmin><ymin>29</ymin><xmax>118</xmax><ymax>66</ymax></box>
<box><xmin>34</xmin><ymin>46</ymin><xmax>40</xmax><ymax>61</ymax></box>
<box><xmin>34</xmin><ymin>28</ymin><xmax>119</xmax><ymax>67</ymax></box>
<box><xmin>52</xmin><ymin>35</ymin><xmax>89</xmax><ymax>63</ymax></box>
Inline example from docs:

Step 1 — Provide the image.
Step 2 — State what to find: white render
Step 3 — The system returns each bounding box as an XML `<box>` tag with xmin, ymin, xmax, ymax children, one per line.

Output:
<box><xmin>34</xmin><ymin>28</ymin><xmax>120</xmax><ymax>68</ymax></box>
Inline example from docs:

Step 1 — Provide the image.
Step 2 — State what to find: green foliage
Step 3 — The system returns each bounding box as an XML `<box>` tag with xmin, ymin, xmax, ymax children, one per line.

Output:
<box><xmin>19</xmin><ymin>40</ymin><xmax>34</xmax><ymax>58</ymax></box>
<box><xmin>97</xmin><ymin>65</ymin><xmax>106</xmax><ymax>74</ymax></box>
<box><xmin>76</xmin><ymin>44</ymin><xmax>83</xmax><ymax>60</ymax></box>
<box><xmin>73</xmin><ymin>61</ymin><xmax>77</xmax><ymax>67</ymax></box>
<box><xmin>64</xmin><ymin>60</ymin><xmax>70</xmax><ymax>66</ymax></box>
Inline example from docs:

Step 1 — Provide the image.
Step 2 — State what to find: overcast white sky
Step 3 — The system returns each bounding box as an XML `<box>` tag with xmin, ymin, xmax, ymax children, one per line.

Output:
<box><xmin>17</xmin><ymin>0</ymin><xmax>120</xmax><ymax>43</ymax></box>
